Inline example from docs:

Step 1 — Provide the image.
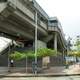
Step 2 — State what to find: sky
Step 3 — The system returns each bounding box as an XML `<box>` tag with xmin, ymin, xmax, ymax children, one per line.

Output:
<box><xmin>36</xmin><ymin>0</ymin><xmax>80</xmax><ymax>39</ymax></box>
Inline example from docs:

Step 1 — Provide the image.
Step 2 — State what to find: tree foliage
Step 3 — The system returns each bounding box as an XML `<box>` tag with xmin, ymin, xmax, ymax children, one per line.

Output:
<box><xmin>68</xmin><ymin>36</ymin><xmax>80</xmax><ymax>57</ymax></box>
<box><xmin>9</xmin><ymin>48</ymin><xmax>57</xmax><ymax>61</ymax></box>
<box><xmin>74</xmin><ymin>37</ymin><xmax>80</xmax><ymax>51</ymax></box>
<box><xmin>9</xmin><ymin>51</ymin><xmax>26</xmax><ymax>60</ymax></box>
<box><xmin>68</xmin><ymin>51</ymin><xmax>80</xmax><ymax>57</ymax></box>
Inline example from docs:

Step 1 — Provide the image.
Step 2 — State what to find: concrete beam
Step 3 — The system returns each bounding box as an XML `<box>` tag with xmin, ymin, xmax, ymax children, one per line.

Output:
<box><xmin>0</xmin><ymin>20</ymin><xmax>34</xmax><ymax>39</ymax></box>
<box><xmin>42</xmin><ymin>35</ymin><xmax>53</xmax><ymax>43</ymax></box>
<box><xmin>14</xmin><ymin>11</ymin><xmax>48</xmax><ymax>36</ymax></box>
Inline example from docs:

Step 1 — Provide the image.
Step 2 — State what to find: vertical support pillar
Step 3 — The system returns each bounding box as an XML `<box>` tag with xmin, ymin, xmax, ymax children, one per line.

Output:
<box><xmin>26</xmin><ymin>56</ymin><xmax>27</xmax><ymax>73</ymax></box>
<box><xmin>54</xmin><ymin>32</ymin><xmax>57</xmax><ymax>52</ymax></box>
<box><xmin>62</xmin><ymin>49</ymin><xmax>65</xmax><ymax>64</ymax></box>
<box><xmin>34</xmin><ymin>11</ymin><xmax>38</xmax><ymax>74</ymax></box>
<box><xmin>61</xmin><ymin>48</ymin><xmax>64</xmax><ymax>57</ymax></box>
<box><xmin>8</xmin><ymin>43</ymin><xmax>10</xmax><ymax>72</ymax></box>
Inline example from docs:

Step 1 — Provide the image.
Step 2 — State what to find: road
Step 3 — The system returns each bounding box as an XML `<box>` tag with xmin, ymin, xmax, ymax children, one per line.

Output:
<box><xmin>0</xmin><ymin>76</ymin><xmax>80</xmax><ymax>80</ymax></box>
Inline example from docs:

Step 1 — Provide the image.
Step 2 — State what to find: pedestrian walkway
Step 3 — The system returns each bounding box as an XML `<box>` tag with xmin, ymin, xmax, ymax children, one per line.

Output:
<box><xmin>43</xmin><ymin>63</ymin><xmax>80</xmax><ymax>75</ymax></box>
<box><xmin>65</xmin><ymin>63</ymin><xmax>80</xmax><ymax>74</ymax></box>
<box><xmin>0</xmin><ymin>63</ymin><xmax>80</xmax><ymax>77</ymax></box>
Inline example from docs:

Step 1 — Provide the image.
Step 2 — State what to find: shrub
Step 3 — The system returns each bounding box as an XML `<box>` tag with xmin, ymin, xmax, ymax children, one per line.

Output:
<box><xmin>9</xmin><ymin>51</ymin><xmax>25</xmax><ymax>60</ymax></box>
<box><xmin>9</xmin><ymin>48</ymin><xmax>58</xmax><ymax>60</ymax></box>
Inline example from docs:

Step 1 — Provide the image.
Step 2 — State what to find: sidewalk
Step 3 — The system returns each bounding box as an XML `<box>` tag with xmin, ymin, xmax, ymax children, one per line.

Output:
<box><xmin>65</xmin><ymin>63</ymin><xmax>80</xmax><ymax>74</ymax></box>
<box><xmin>0</xmin><ymin>64</ymin><xmax>80</xmax><ymax>77</ymax></box>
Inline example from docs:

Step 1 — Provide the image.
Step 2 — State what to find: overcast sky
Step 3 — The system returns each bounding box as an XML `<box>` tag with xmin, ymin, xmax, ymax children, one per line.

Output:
<box><xmin>36</xmin><ymin>0</ymin><xmax>80</xmax><ymax>39</ymax></box>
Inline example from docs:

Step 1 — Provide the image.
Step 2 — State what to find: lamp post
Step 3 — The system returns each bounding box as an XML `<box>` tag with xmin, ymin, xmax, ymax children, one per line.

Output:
<box><xmin>26</xmin><ymin>56</ymin><xmax>27</xmax><ymax>73</ymax></box>
<box><xmin>34</xmin><ymin>11</ymin><xmax>38</xmax><ymax>74</ymax></box>
<box><xmin>8</xmin><ymin>43</ymin><xmax>10</xmax><ymax>72</ymax></box>
<box><xmin>28</xmin><ymin>0</ymin><xmax>38</xmax><ymax>74</ymax></box>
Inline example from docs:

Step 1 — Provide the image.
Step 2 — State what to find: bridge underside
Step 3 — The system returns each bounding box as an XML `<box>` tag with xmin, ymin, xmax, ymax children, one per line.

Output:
<box><xmin>0</xmin><ymin>1</ymin><xmax>67</xmax><ymax>68</ymax></box>
<box><xmin>0</xmin><ymin>12</ymin><xmax>47</xmax><ymax>40</ymax></box>
<box><xmin>0</xmin><ymin>7</ymin><xmax>66</xmax><ymax>52</ymax></box>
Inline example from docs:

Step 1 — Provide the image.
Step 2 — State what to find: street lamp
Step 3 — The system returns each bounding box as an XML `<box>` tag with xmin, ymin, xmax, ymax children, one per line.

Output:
<box><xmin>34</xmin><ymin>11</ymin><xmax>38</xmax><ymax>74</ymax></box>
<box><xmin>28</xmin><ymin>0</ymin><xmax>38</xmax><ymax>74</ymax></box>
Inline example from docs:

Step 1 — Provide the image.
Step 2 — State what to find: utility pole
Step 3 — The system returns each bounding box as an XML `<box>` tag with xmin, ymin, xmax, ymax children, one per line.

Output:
<box><xmin>8</xmin><ymin>43</ymin><xmax>10</xmax><ymax>72</ymax></box>
<box><xmin>34</xmin><ymin>11</ymin><xmax>38</xmax><ymax>74</ymax></box>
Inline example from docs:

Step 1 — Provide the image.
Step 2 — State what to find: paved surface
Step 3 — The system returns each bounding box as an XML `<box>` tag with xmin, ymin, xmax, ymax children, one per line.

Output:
<box><xmin>0</xmin><ymin>63</ymin><xmax>80</xmax><ymax>77</ymax></box>
<box><xmin>43</xmin><ymin>63</ymin><xmax>80</xmax><ymax>75</ymax></box>
<box><xmin>0</xmin><ymin>65</ymin><xmax>80</xmax><ymax>80</ymax></box>
<box><xmin>0</xmin><ymin>76</ymin><xmax>80</xmax><ymax>80</ymax></box>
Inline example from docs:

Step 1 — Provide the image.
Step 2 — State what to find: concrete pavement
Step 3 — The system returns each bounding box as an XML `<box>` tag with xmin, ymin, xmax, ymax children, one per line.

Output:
<box><xmin>0</xmin><ymin>76</ymin><xmax>80</xmax><ymax>80</ymax></box>
<box><xmin>0</xmin><ymin>63</ymin><xmax>80</xmax><ymax>77</ymax></box>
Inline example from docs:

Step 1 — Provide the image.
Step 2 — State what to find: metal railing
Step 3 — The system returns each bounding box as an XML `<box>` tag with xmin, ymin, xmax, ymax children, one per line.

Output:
<box><xmin>58</xmin><ymin>22</ymin><xmax>65</xmax><ymax>37</ymax></box>
<box><xmin>48</xmin><ymin>22</ymin><xmax>65</xmax><ymax>38</ymax></box>
<box><xmin>40</xmin><ymin>20</ymin><xmax>47</xmax><ymax>29</ymax></box>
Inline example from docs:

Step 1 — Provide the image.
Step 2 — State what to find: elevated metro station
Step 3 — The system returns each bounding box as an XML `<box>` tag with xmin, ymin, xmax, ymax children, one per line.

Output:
<box><xmin>0</xmin><ymin>0</ymin><xmax>67</xmax><ymax>72</ymax></box>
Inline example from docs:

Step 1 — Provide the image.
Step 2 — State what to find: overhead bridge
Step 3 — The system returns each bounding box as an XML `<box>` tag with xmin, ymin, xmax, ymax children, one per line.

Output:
<box><xmin>0</xmin><ymin>0</ymin><xmax>67</xmax><ymax>54</ymax></box>
<box><xmin>0</xmin><ymin>0</ymin><xmax>68</xmax><ymax>69</ymax></box>
<box><xmin>0</xmin><ymin>0</ymin><xmax>48</xmax><ymax>40</ymax></box>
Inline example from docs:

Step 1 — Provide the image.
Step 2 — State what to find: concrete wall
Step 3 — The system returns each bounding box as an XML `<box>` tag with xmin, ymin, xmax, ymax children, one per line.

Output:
<box><xmin>33</xmin><ymin>40</ymin><xmax>47</xmax><ymax>49</ymax></box>
<box><xmin>0</xmin><ymin>53</ymin><xmax>8</xmax><ymax>67</ymax></box>
<box><xmin>37</xmin><ymin>40</ymin><xmax>47</xmax><ymax>49</ymax></box>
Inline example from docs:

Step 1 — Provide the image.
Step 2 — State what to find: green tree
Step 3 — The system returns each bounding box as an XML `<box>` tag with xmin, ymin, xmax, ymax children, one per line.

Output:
<box><xmin>68</xmin><ymin>36</ymin><xmax>80</xmax><ymax>62</ymax></box>
<box><xmin>9</xmin><ymin>48</ymin><xmax>58</xmax><ymax>61</ymax></box>
<box><xmin>9</xmin><ymin>51</ymin><xmax>26</xmax><ymax>60</ymax></box>
<box><xmin>74</xmin><ymin>36</ymin><xmax>80</xmax><ymax>51</ymax></box>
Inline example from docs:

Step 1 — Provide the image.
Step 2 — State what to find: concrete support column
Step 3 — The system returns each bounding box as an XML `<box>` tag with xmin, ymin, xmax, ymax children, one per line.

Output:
<box><xmin>54</xmin><ymin>32</ymin><xmax>57</xmax><ymax>51</ymax></box>
<box><xmin>62</xmin><ymin>49</ymin><xmax>65</xmax><ymax>60</ymax></box>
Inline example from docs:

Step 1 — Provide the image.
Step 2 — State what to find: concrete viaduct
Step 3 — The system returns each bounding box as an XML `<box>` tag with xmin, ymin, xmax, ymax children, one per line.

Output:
<box><xmin>0</xmin><ymin>0</ymin><xmax>67</xmax><ymax>70</ymax></box>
